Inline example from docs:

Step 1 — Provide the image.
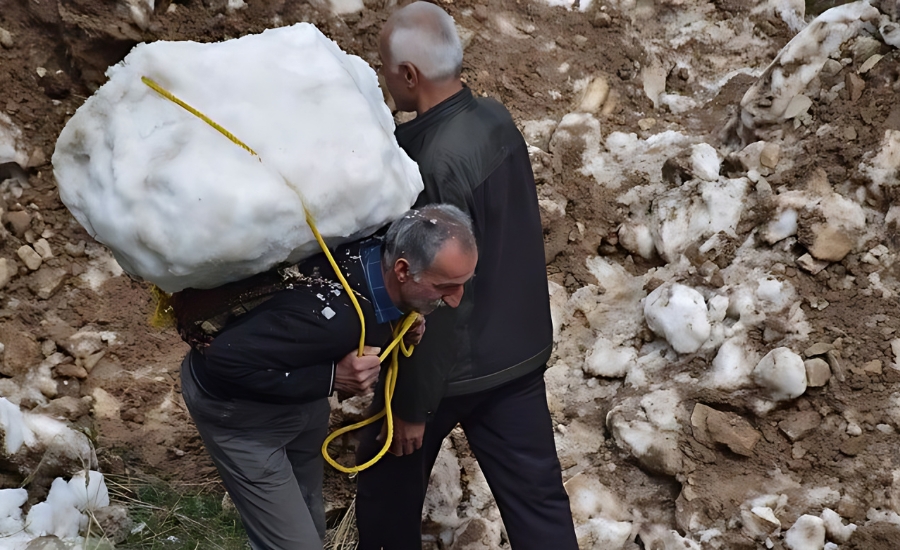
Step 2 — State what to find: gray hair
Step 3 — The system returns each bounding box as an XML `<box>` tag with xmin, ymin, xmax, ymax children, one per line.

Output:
<box><xmin>383</xmin><ymin>204</ymin><xmax>476</xmax><ymax>275</ymax></box>
<box><xmin>386</xmin><ymin>2</ymin><xmax>463</xmax><ymax>81</ymax></box>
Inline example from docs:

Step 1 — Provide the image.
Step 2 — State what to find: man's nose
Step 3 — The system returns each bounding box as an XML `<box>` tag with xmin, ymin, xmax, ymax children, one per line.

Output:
<box><xmin>442</xmin><ymin>286</ymin><xmax>464</xmax><ymax>308</ymax></box>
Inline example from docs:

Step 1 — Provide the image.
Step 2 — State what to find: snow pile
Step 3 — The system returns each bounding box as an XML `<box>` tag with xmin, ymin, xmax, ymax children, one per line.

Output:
<box><xmin>53</xmin><ymin>23</ymin><xmax>423</xmax><ymax>292</ymax></box>
<box><xmin>0</xmin><ymin>471</ymin><xmax>111</xmax><ymax>548</ymax></box>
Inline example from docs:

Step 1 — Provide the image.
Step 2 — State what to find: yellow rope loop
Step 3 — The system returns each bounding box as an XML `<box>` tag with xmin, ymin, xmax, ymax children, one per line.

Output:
<box><xmin>321</xmin><ymin>312</ymin><xmax>419</xmax><ymax>474</ymax></box>
<box><xmin>141</xmin><ymin>76</ymin><xmax>415</xmax><ymax>474</ymax></box>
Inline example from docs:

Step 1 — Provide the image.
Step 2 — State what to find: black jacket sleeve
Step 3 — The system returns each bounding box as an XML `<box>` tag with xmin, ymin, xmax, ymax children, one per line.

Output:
<box><xmin>200</xmin><ymin>290</ymin><xmax>360</xmax><ymax>404</ymax></box>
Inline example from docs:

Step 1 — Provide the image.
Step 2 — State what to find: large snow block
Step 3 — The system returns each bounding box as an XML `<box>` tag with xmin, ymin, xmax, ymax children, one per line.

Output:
<box><xmin>53</xmin><ymin>24</ymin><xmax>423</xmax><ymax>292</ymax></box>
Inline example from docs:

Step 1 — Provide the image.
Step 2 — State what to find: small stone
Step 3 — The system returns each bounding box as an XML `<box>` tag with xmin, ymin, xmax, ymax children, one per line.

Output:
<box><xmin>0</xmin><ymin>27</ymin><xmax>12</xmax><ymax>49</ymax></box>
<box><xmin>0</xmin><ymin>258</ymin><xmax>15</xmax><ymax>289</ymax></box>
<box><xmin>578</xmin><ymin>76</ymin><xmax>609</xmax><ymax>113</ymax></box>
<box><xmin>64</xmin><ymin>240</ymin><xmax>86</xmax><ymax>257</ymax></box>
<box><xmin>796</xmin><ymin>253</ymin><xmax>829</xmax><ymax>275</ymax></box>
<box><xmin>862</xmin><ymin>359</ymin><xmax>883</xmax><ymax>375</ymax></box>
<box><xmin>82</xmin><ymin>350</ymin><xmax>106</xmax><ymax>373</ymax></box>
<box><xmin>27</xmin><ymin>148</ymin><xmax>47</xmax><ymax>168</ymax></box>
<box><xmin>779</xmin><ymin>410</ymin><xmax>822</xmax><ymax>442</ymax></box>
<box><xmin>843</xmin><ymin>126</ymin><xmax>857</xmax><ymax>141</ymax></box>
<box><xmin>638</xmin><ymin>118</ymin><xmax>657</xmax><ymax>131</ymax></box>
<box><xmin>41</xmin><ymin>339</ymin><xmax>57</xmax><ymax>357</ymax></box>
<box><xmin>93</xmin><ymin>504</ymin><xmax>133</xmax><ymax>544</ymax></box>
<box><xmin>791</xmin><ymin>443</ymin><xmax>807</xmax><ymax>459</ymax></box>
<box><xmin>17</xmin><ymin>245</ymin><xmax>42</xmax><ymax>270</ymax></box>
<box><xmin>840</xmin><ymin>436</ymin><xmax>867</xmax><ymax>456</ymax></box>
<box><xmin>691</xmin><ymin>403</ymin><xmax>761</xmax><ymax>456</ymax></box>
<box><xmin>4</xmin><ymin>210</ymin><xmax>32</xmax><ymax>236</ymax></box>
<box><xmin>809</xmin><ymin>226</ymin><xmax>853</xmax><ymax>262</ymax></box>
<box><xmin>821</xmin><ymin>59</ymin><xmax>842</xmax><ymax>77</ymax></box>
<box><xmin>26</xmin><ymin>266</ymin><xmax>68</xmax><ymax>299</ymax></box>
<box><xmin>33</xmin><ymin>238</ymin><xmax>53</xmax><ymax>259</ymax></box>
<box><xmin>845</xmin><ymin>72</ymin><xmax>865</xmax><ymax>102</ymax></box>
<box><xmin>36</xmin><ymin>395</ymin><xmax>92</xmax><ymax>420</ymax></box>
<box><xmin>859</xmin><ymin>54</ymin><xmax>883</xmax><ymax>75</ymax></box>
<box><xmin>55</xmin><ymin>362</ymin><xmax>89</xmax><ymax>379</ymax></box>
<box><xmin>805</xmin><ymin>358</ymin><xmax>831</xmax><ymax>387</ymax></box>
<box><xmin>826</xmin><ymin>350</ymin><xmax>846</xmax><ymax>382</ymax></box>
<box><xmin>784</xmin><ymin>94</ymin><xmax>812</xmax><ymax>119</ymax></box>
<box><xmin>759</xmin><ymin>143</ymin><xmax>780</xmax><ymax>169</ymax></box>
<box><xmin>804</xmin><ymin>342</ymin><xmax>834</xmax><ymax>357</ymax></box>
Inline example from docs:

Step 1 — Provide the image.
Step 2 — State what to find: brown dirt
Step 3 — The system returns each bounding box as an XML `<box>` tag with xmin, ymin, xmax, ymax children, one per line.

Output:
<box><xmin>3</xmin><ymin>0</ymin><xmax>900</xmax><ymax>547</ymax></box>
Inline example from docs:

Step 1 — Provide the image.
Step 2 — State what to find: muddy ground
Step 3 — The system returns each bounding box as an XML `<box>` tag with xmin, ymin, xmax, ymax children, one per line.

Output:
<box><xmin>3</xmin><ymin>0</ymin><xmax>900</xmax><ymax>548</ymax></box>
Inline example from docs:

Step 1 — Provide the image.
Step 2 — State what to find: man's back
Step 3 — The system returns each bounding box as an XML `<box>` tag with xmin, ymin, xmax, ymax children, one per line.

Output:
<box><xmin>395</xmin><ymin>87</ymin><xmax>553</xmax><ymax>399</ymax></box>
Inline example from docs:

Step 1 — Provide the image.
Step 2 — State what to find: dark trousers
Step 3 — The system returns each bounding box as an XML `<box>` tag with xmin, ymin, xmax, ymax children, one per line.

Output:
<box><xmin>355</xmin><ymin>367</ymin><xmax>578</xmax><ymax>550</ymax></box>
<box><xmin>180</xmin><ymin>355</ymin><xmax>328</xmax><ymax>550</ymax></box>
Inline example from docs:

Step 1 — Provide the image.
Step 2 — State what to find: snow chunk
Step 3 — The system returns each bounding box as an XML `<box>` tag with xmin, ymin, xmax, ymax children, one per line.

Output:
<box><xmin>784</xmin><ymin>514</ymin><xmax>826</xmax><ymax>550</ymax></box>
<box><xmin>53</xmin><ymin>24</ymin><xmax>423</xmax><ymax>292</ymax></box>
<box><xmin>584</xmin><ymin>338</ymin><xmax>637</xmax><ymax>378</ymax></box>
<box><xmin>0</xmin><ymin>113</ymin><xmax>30</xmax><ymax>167</ymax></box>
<box><xmin>707</xmin><ymin>336</ymin><xmax>759</xmax><ymax>391</ymax></box>
<box><xmin>861</xmin><ymin>130</ymin><xmax>900</xmax><ymax>189</ymax></box>
<box><xmin>821</xmin><ymin>508</ymin><xmax>856</xmax><ymax>543</ymax></box>
<box><xmin>690</xmin><ymin>143</ymin><xmax>720</xmax><ymax>182</ymax></box>
<box><xmin>0</xmin><ymin>488</ymin><xmax>27</xmax><ymax>535</ymax></box>
<box><xmin>644</xmin><ymin>283</ymin><xmax>711</xmax><ymax>354</ymax></box>
<box><xmin>752</xmin><ymin>347</ymin><xmax>807</xmax><ymax>402</ymax></box>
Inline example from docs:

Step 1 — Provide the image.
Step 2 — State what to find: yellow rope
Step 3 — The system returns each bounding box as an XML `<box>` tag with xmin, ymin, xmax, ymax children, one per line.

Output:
<box><xmin>142</xmin><ymin>76</ymin><xmax>415</xmax><ymax>473</ymax></box>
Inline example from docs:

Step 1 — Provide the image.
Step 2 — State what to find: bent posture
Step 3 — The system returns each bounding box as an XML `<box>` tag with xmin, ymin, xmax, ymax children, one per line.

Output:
<box><xmin>176</xmin><ymin>204</ymin><xmax>477</xmax><ymax>550</ymax></box>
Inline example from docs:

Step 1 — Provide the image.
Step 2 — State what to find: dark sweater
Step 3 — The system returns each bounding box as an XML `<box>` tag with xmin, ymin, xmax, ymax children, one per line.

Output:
<box><xmin>391</xmin><ymin>87</ymin><xmax>553</xmax><ymax>422</ymax></box>
<box><xmin>187</xmin><ymin>240</ymin><xmax>395</xmax><ymax>404</ymax></box>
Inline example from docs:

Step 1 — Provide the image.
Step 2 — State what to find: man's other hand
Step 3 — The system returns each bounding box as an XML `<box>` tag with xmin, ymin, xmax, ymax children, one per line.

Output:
<box><xmin>334</xmin><ymin>346</ymin><xmax>381</xmax><ymax>396</ymax></box>
<box><xmin>402</xmin><ymin>316</ymin><xmax>426</xmax><ymax>348</ymax></box>
<box><xmin>378</xmin><ymin>415</ymin><xmax>425</xmax><ymax>456</ymax></box>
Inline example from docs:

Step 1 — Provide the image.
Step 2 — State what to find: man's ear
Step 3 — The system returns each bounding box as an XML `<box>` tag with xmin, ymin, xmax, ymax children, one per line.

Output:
<box><xmin>393</xmin><ymin>258</ymin><xmax>412</xmax><ymax>283</ymax></box>
<box><xmin>400</xmin><ymin>62</ymin><xmax>419</xmax><ymax>89</ymax></box>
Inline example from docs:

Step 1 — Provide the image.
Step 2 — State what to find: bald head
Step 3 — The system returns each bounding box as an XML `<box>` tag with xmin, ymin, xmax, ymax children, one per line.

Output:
<box><xmin>380</xmin><ymin>2</ymin><xmax>463</xmax><ymax>82</ymax></box>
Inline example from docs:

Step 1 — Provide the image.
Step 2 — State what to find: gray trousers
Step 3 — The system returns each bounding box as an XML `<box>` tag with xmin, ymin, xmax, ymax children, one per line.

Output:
<box><xmin>180</xmin><ymin>354</ymin><xmax>329</xmax><ymax>550</ymax></box>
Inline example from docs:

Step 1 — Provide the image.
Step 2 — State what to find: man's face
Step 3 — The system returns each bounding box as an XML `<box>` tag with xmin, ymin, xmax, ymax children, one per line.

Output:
<box><xmin>396</xmin><ymin>239</ymin><xmax>477</xmax><ymax>315</ymax></box>
<box><xmin>378</xmin><ymin>30</ymin><xmax>417</xmax><ymax>113</ymax></box>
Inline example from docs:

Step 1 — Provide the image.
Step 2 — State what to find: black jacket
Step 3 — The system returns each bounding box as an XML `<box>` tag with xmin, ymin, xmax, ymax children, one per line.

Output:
<box><xmin>186</xmin><ymin>240</ymin><xmax>395</xmax><ymax>404</ymax></box>
<box><xmin>391</xmin><ymin>87</ymin><xmax>553</xmax><ymax>422</ymax></box>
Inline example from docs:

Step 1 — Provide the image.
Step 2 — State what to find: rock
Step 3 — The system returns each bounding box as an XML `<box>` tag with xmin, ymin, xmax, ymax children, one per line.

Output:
<box><xmin>0</xmin><ymin>257</ymin><xmax>15</xmax><ymax>289</ymax></box>
<box><xmin>862</xmin><ymin>359</ymin><xmax>883</xmax><ymax>374</ymax></box>
<box><xmin>840</xmin><ymin>436</ymin><xmax>867</xmax><ymax>456</ymax></box>
<box><xmin>785</xmin><ymin>515</ymin><xmax>826</xmax><ymax>550</ymax></box>
<box><xmin>845</xmin><ymin>72</ymin><xmax>865</xmax><ymax>102</ymax></box>
<box><xmin>24</xmin><ymin>537</ymin><xmax>70</xmax><ymax>550</ymax></box>
<box><xmin>691</xmin><ymin>404</ymin><xmax>761</xmax><ymax>456</ymax></box>
<box><xmin>54</xmin><ymin>362</ymin><xmax>88</xmax><ymax>379</ymax></box>
<box><xmin>859</xmin><ymin>54</ymin><xmax>883</xmax><ymax>74</ymax></box>
<box><xmin>804</xmin><ymin>342</ymin><xmax>834</xmax><ymax>357</ymax></box>
<box><xmin>36</xmin><ymin>395</ymin><xmax>92</xmax><ymax>420</ymax></box>
<box><xmin>742</xmin><ymin>506</ymin><xmax>781</xmax><ymax>540</ymax></box>
<box><xmin>826</xmin><ymin>350</ymin><xmax>846</xmax><ymax>382</ymax></box>
<box><xmin>27</xmin><ymin>147</ymin><xmax>47</xmax><ymax>168</ymax></box>
<box><xmin>784</xmin><ymin>94</ymin><xmax>812</xmax><ymax>119</ymax></box>
<box><xmin>17</xmin><ymin>245</ymin><xmax>42</xmax><ymax>270</ymax></box>
<box><xmin>759</xmin><ymin>142</ymin><xmax>781</xmax><ymax>169</ymax></box>
<box><xmin>33</xmin><ymin>238</ymin><xmax>53</xmax><ymax>259</ymax></box>
<box><xmin>450</xmin><ymin>517</ymin><xmax>502</xmax><ymax>550</ymax></box>
<box><xmin>93</xmin><ymin>504</ymin><xmax>133</xmax><ymax>544</ymax></box>
<box><xmin>796</xmin><ymin>253</ymin><xmax>829</xmax><ymax>275</ymax></box>
<box><xmin>27</xmin><ymin>266</ymin><xmax>68</xmax><ymax>299</ymax></box>
<box><xmin>804</xmin><ymin>358</ymin><xmax>831</xmax><ymax>387</ymax></box>
<box><xmin>779</xmin><ymin>411</ymin><xmax>822</xmax><ymax>442</ymax></box>
<box><xmin>41</xmin><ymin>339</ymin><xmax>57</xmax><ymax>357</ymax></box>
<box><xmin>578</xmin><ymin>76</ymin><xmax>610</xmax><ymax>113</ymax></box>
<box><xmin>0</xmin><ymin>320</ymin><xmax>42</xmax><ymax>377</ymax></box>
<box><xmin>5</xmin><ymin>210</ymin><xmax>32</xmax><ymax>236</ymax></box>
<box><xmin>808</xmin><ymin>226</ymin><xmax>853</xmax><ymax>262</ymax></box>
<box><xmin>64</xmin><ymin>240</ymin><xmax>86</xmax><ymax>257</ymax></box>
<box><xmin>638</xmin><ymin>118</ymin><xmax>657</xmax><ymax>131</ymax></box>
<box><xmin>0</xmin><ymin>27</ymin><xmax>12</xmax><ymax>49</ymax></box>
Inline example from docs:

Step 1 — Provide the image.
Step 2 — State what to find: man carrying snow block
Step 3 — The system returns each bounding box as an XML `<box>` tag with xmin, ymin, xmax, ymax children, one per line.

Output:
<box><xmin>174</xmin><ymin>204</ymin><xmax>477</xmax><ymax>550</ymax></box>
<box><xmin>355</xmin><ymin>3</ymin><xmax>578</xmax><ymax>550</ymax></box>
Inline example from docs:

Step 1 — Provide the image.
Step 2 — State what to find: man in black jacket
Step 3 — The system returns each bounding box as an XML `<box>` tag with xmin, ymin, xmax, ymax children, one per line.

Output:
<box><xmin>355</xmin><ymin>3</ymin><xmax>578</xmax><ymax>549</ymax></box>
<box><xmin>176</xmin><ymin>204</ymin><xmax>477</xmax><ymax>550</ymax></box>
